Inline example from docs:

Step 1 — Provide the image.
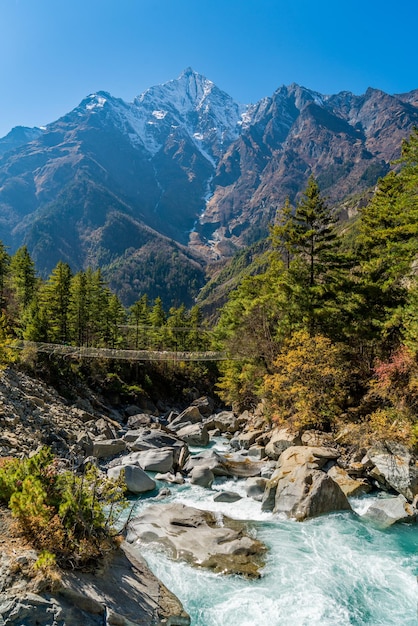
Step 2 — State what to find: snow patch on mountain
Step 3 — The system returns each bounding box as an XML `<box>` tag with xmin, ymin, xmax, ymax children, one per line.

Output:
<box><xmin>86</xmin><ymin>94</ymin><xmax>107</xmax><ymax>110</ymax></box>
<box><xmin>152</xmin><ymin>110</ymin><xmax>167</xmax><ymax>119</ymax></box>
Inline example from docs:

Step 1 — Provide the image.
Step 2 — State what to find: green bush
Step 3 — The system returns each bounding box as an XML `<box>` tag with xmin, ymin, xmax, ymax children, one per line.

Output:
<box><xmin>0</xmin><ymin>448</ymin><xmax>127</xmax><ymax>569</ymax></box>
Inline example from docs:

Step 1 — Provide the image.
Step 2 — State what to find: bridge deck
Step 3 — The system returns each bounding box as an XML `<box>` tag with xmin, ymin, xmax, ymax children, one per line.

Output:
<box><xmin>12</xmin><ymin>341</ymin><xmax>231</xmax><ymax>362</ymax></box>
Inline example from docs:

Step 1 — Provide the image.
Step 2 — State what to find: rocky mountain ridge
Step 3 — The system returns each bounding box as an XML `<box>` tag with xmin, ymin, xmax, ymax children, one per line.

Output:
<box><xmin>0</xmin><ymin>70</ymin><xmax>417</xmax><ymax>305</ymax></box>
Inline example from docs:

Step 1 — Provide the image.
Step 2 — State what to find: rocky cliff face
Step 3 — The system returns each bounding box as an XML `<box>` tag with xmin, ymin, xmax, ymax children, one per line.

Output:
<box><xmin>0</xmin><ymin>71</ymin><xmax>417</xmax><ymax>304</ymax></box>
<box><xmin>193</xmin><ymin>85</ymin><xmax>418</xmax><ymax>259</ymax></box>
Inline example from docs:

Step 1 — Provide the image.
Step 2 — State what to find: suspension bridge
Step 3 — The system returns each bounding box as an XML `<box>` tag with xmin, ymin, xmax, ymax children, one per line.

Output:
<box><xmin>11</xmin><ymin>340</ymin><xmax>232</xmax><ymax>362</ymax></box>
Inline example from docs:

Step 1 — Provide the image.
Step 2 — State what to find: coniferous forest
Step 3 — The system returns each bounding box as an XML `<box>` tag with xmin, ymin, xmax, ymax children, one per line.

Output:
<box><xmin>0</xmin><ymin>129</ymin><xmax>418</xmax><ymax>450</ymax></box>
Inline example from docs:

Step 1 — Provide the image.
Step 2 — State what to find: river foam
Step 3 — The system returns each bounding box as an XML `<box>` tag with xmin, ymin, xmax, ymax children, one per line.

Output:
<box><xmin>129</xmin><ymin>441</ymin><xmax>418</xmax><ymax>625</ymax></box>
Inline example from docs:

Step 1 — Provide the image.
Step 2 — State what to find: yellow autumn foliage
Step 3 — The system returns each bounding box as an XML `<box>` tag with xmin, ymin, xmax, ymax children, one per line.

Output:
<box><xmin>263</xmin><ymin>330</ymin><xmax>348</xmax><ymax>430</ymax></box>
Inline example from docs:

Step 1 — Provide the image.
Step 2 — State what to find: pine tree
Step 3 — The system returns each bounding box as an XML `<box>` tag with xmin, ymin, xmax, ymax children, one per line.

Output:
<box><xmin>128</xmin><ymin>295</ymin><xmax>150</xmax><ymax>349</ymax></box>
<box><xmin>9</xmin><ymin>246</ymin><xmax>36</xmax><ymax>316</ymax></box>
<box><xmin>101</xmin><ymin>292</ymin><xmax>125</xmax><ymax>349</ymax></box>
<box><xmin>293</xmin><ymin>176</ymin><xmax>338</xmax><ymax>289</ymax></box>
<box><xmin>41</xmin><ymin>261</ymin><xmax>72</xmax><ymax>343</ymax></box>
<box><xmin>166</xmin><ymin>304</ymin><xmax>188</xmax><ymax>350</ymax></box>
<box><xmin>0</xmin><ymin>241</ymin><xmax>10</xmax><ymax>311</ymax></box>
<box><xmin>187</xmin><ymin>305</ymin><xmax>205</xmax><ymax>351</ymax></box>
<box><xmin>270</xmin><ymin>197</ymin><xmax>297</xmax><ymax>269</ymax></box>
<box><xmin>21</xmin><ymin>295</ymin><xmax>49</xmax><ymax>342</ymax></box>
<box><xmin>355</xmin><ymin>129</ymin><xmax>418</xmax><ymax>350</ymax></box>
<box><xmin>84</xmin><ymin>269</ymin><xmax>108</xmax><ymax>347</ymax></box>
<box><xmin>149</xmin><ymin>297</ymin><xmax>166</xmax><ymax>349</ymax></box>
<box><xmin>282</xmin><ymin>176</ymin><xmax>343</xmax><ymax>335</ymax></box>
<box><xmin>68</xmin><ymin>271</ymin><xmax>88</xmax><ymax>346</ymax></box>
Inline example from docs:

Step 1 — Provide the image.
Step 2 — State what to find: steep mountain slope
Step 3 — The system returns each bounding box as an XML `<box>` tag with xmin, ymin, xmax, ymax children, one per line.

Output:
<box><xmin>0</xmin><ymin>69</ymin><xmax>242</xmax><ymax>305</ymax></box>
<box><xmin>0</xmin><ymin>70</ymin><xmax>417</xmax><ymax>306</ymax></box>
<box><xmin>0</xmin><ymin>126</ymin><xmax>45</xmax><ymax>157</ymax></box>
<box><xmin>192</xmin><ymin>85</ymin><xmax>418</xmax><ymax>259</ymax></box>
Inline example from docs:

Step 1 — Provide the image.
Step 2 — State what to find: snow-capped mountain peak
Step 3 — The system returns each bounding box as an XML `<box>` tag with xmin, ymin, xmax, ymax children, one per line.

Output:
<box><xmin>135</xmin><ymin>67</ymin><xmax>214</xmax><ymax>115</ymax></box>
<box><xmin>84</xmin><ymin>92</ymin><xmax>108</xmax><ymax>111</ymax></box>
<box><xmin>130</xmin><ymin>69</ymin><xmax>246</xmax><ymax>160</ymax></box>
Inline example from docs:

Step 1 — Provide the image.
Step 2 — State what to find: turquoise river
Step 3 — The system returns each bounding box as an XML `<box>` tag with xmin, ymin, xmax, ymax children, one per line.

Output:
<box><xmin>129</xmin><ymin>440</ymin><xmax>418</xmax><ymax>626</ymax></box>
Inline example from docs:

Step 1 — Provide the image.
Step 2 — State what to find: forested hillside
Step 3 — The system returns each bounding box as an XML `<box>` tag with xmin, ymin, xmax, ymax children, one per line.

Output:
<box><xmin>1</xmin><ymin>130</ymin><xmax>418</xmax><ymax>450</ymax></box>
<box><xmin>214</xmin><ymin>129</ymin><xmax>418</xmax><ymax>448</ymax></box>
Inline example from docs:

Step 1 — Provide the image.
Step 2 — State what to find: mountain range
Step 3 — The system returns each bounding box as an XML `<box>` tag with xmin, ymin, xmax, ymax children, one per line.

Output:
<box><xmin>0</xmin><ymin>68</ymin><xmax>417</xmax><ymax>306</ymax></box>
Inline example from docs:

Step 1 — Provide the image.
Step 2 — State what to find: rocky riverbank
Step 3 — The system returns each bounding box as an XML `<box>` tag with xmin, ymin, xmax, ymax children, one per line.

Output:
<box><xmin>0</xmin><ymin>503</ymin><xmax>189</xmax><ymax>625</ymax></box>
<box><xmin>1</xmin><ymin>365</ymin><xmax>417</xmax><ymax>624</ymax></box>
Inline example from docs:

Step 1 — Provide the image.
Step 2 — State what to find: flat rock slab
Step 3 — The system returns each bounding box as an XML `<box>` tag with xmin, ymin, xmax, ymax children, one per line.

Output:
<box><xmin>58</xmin><ymin>541</ymin><xmax>190</xmax><ymax>625</ymax></box>
<box><xmin>184</xmin><ymin>449</ymin><xmax>265</xmax><ymax>478</ymax></box>
<box><xmin>92</xmin><ymin>438</ymin><xmax>126</xmax><ymax>459</ymax></box>
<box><xmin>127</xmin><ymin>503</ymin><xmax>266</xmax><ymax>578</ymax></box>
<box><xmin>0</xmin><ymin>510</ymin><xmax>189</xmax><ymax>626</ymax></box>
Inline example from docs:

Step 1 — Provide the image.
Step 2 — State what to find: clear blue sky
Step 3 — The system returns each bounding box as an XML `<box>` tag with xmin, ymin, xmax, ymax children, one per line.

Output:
<box><xmin>0</xmin><ymin>0</ymin><xmax>417</xmax><ymax>138</ymax></box>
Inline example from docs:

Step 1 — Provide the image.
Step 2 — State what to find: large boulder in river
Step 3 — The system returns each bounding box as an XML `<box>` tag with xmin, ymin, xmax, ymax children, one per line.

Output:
<box><xmin>363</xmin><ymin>495</ymin><xmax>417</xmax><ymax>528</ymax></box>
<box><xmin>233</xmin><ymin>429</ymin><xmax>265</xmax><ymax>450</ymax></box>
<box><xmin>168</xmin><ymin>406</ymin><xmax>203</xmax><ymax>431</ymax></box>
<box><xmin>245</xmin><ymin>477</ymin><xmax>268</xmax><ymax>501</ymax></box>
<box><xmin>128</xmin><ymin>428</ymin><xmax>188</xmax><ymax>468</ymax></box>
<box><xmin>108</xmin><ymin>464</ymin><xmax>156</xmax><ymax>494</ymax></box>
<box><xmin>184</xmin><ymin>449</ymin><xmax>265</xmax><ymax>478</ymax></box>
<box><xmin>190</xmin><ymin>396</ymin><xmax>215</xmax><ymax>417</ymax></box>
<box><xmin>129</xmin><ymin>428</ymin><xmax>184</xmax><ymax>451</ymax></box>
<box><xmin>203</xmin><ymin>410</ymin><xmax>243</xmax><ymax>434</ymax></box>
<box><xmin>265</xmin><ymin>428</ymin><xmax>301</xmax><ymax>460</ymax></box>
<box><xmin>262</xmin><ymin>446</ymin><xmax>351</xmax><ymax>520</ymax></box>
<box><xmin>176</xmin><ymin>423</ymin><xmax>210</xmax><ymax>447</ymax></box>
<box><xmin>213</xmin><ymin>491</ymin><xmax>242</xmax><ymax>503</ymax></box>
<box><xmin>126</xmin><ymin>503</ymin><xmax>266</xmax><ymax>578</ymax></box>
<box><xmin>365</xmin><ymin>441</ymin><xmax>418</xmax><ymax>501</ymax></box>
<box><xmin>116</xmin><ymin>448</ymin><xmax>175</xmax><ymax>473</ymax></box>
<box><xmin>190</xmin><ymin>466</ymin><xmax>214</xmax><ymax>487</ymax></box>
<box><xmin>327</xmin><ymin>465</ymin><xmax>371</xmax><ymax>497</ymax></box>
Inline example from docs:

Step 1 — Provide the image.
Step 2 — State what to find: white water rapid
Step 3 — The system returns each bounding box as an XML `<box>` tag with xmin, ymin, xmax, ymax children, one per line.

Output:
<box><xmin>128</xmin><ymin>440</ymin><xmax>418</xmax><ymax>626</ymax></box>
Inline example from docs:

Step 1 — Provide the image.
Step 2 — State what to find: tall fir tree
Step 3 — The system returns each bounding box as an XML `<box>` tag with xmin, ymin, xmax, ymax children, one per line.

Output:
<box><xmin>68</xmin><ymin>271</ymin><xmax>88</xmax><ymax>346</ymax></box>
<box><xmin>355</xmin><ymin>128</ymin><xmax>418</xmax><ymax>352</ymax></box>
<box><xmin>41</xmin><ymin>261</ymin><xmax>72</xmax><ymax>343</ymax></box>
<box><xmin>0</xmin><ymin>242</ymin><xmax>10</xmax><ymax>311</ymax></box>
<box><xmin>149</xmin><ymin>297</ymin><xmax>167</xmax><ymax>349</ymax></box>
<box><xmin>128</xmin><ymin>295</ymin><xmax>150</xmax><ymax>349</ymax></box>
<box><xmin>9</xmin><ymin>246</ymin><xmax>36</xmax><ymax>318</ymax></box>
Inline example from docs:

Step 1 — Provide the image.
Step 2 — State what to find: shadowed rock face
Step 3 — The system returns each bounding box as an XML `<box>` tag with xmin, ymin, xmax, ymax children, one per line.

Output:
<box><xmin>126</xmin><ymin>502</ymin><xmax>266</xmax><ymax>578</ymax></box>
